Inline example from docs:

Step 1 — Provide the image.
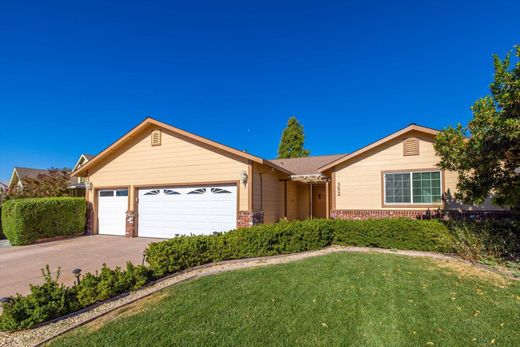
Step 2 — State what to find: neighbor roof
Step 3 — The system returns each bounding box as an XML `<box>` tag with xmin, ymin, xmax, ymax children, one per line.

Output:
<box><xmin>9</xmin><ymin>167</ymin><xmax>77</xmax><ymax>188</ymax></box>
<box><xmin>268</xmin><ymin>154</ymin><xmax>346</xmax><ymax>175</ymax></box>
<box><xmin>72</xmin><ymin>118</ymin><xmax>292</xmax><ymax>177</ymax></box>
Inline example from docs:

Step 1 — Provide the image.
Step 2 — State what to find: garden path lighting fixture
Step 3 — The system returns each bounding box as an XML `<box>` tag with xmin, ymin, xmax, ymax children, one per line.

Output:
<box><xmin>0</xmin><ymin>297</ymin><xmax>13</xmax><ymax>305</ymax></box>
<box><xmin>72</xmin><ymin>268</ymin><xmax>82</xmax><ymax>285</ymax></box>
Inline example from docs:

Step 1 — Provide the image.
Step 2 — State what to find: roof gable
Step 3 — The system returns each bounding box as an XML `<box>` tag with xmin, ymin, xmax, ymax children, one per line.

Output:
<box><xmin>318</xmin><ymin>124</ymin><xmax>439</xmax><ymax>172</ymax></box>
<box><xmin>72</xmin><ymin>118</ymin><xmax>292</xmax><ymax>177</ymax></box>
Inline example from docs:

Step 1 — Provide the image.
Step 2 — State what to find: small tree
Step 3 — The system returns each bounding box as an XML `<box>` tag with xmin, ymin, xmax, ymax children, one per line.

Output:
<box><xmin>277</xmin><ymin>117</ymin><xmax>310</xmax><ymax>158</ymax></box>
<box><xmin>434</xmin><ymin>45</ymin><xmax>520</xmax><ymax>209</ymax></box>
<box><xmin>9</xmin><ymin>168</ymin><xmax>71</xmax><ymax>199</ymax></box>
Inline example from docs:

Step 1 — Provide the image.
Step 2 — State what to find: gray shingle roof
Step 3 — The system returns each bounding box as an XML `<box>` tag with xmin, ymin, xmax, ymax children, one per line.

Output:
<box><xmin>268</xmin><ymin>154</ymin><xmax>347</xmax><ymax>175</ymax></box>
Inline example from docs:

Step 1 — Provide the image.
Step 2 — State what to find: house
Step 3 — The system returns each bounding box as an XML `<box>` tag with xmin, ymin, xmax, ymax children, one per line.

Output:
<box><xmin>71</xmin><ymin>117</ymin><xmax>506</xmax><ymax>239</ymax></box>
<box><xmin>0</xmin><ymin>181</ymin><xmax>7</xmax><ymax>191</ymax></box>
<box><xmin>8</xmin><ymin>154</ymin><xmax>94</xmax><ymax>197</ymax></box>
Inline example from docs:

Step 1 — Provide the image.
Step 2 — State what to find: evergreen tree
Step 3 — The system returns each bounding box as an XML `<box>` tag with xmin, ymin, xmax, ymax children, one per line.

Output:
<box><xmin>277</xmin><ymin>117</ymin><xmax>310</xmax><ymax>158</ymax></box>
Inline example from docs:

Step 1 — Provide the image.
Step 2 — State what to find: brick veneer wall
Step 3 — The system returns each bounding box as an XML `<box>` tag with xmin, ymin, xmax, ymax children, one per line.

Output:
<box><xmin>126</xmin><ymin>210</ymin><xmax>135</xmax><ymax>237</ymax></box>
<box><xmin>331</xmin><ymin>209</ymin><xmax>512</xmax><ymax>221</ymax></box>
<box><xmin>238</xmin><ymin>211</ymin><xmax>264</xmax><ymax>228</ymax></box>
<box><xmin>86</xmin><ymin>203</ymin><xmax>94</xmax><ymax>235</ymax></box>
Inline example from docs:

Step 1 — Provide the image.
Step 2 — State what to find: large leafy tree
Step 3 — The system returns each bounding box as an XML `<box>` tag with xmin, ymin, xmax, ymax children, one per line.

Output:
<box><xmin>277</xmin><ymin>117</ymin><xmax>310</xmax><ymax>158</ymax></box>
<box><xmin>434</xmin><ymin>45</ymin><xmax>520</xmax><ymax>209</ymax></box>
<box><xmin>8</xmin><ymin>168</ymin><xmax>71</xmax><ymax>199</ymax></box>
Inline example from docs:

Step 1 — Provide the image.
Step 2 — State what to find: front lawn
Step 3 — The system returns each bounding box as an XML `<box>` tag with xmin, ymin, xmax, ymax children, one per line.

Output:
<box><xmin>50</xmin><ymin>253</ymin><xmax>520</xmax><ymax>346</ymax></box>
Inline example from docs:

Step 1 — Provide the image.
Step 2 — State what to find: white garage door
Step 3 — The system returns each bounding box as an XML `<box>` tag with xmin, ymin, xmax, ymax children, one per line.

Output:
<box><xmin>98</xmin><ymin>189</ymin><xmax>128</xmax><ymax>236</ymax></box>
<box><xmin>138</xmin><ymin>185</ymin><xmax>237</xmax><ymax>238</ymax></box>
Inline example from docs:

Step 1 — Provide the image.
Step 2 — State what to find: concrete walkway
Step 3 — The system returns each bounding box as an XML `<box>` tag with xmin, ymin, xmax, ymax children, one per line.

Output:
<box><xmin>0</xmin><ymin>235</ymin><xmax>161</xmax><ymax>297</ymax></box>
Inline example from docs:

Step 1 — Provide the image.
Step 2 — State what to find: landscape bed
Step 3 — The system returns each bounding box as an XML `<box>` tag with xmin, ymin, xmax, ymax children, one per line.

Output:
<box><xmin>49</xmin><ymin>252</ymin><xmax>520</xmax><ymax>346</ymax></box>
<box><xmin>0</xmin><ymin>217</ymin><xmax>518</xmax><ymax>333</ymax></box>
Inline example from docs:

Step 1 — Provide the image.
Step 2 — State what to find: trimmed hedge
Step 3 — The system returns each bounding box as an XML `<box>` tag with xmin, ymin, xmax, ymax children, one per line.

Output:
<box><xmin>145</xmin><ymin>218</ymin><xmax>453</xmax><ymax>276</ymax></box>
<box><xmin>1</xmin><ymin>197</ymin><xmax>86</xmax><ymax>246</ymax></box>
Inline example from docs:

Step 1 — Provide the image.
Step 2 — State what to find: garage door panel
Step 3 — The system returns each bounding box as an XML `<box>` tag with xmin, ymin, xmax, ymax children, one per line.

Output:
<box><xmin>138</xmin><ymin>185</ymin><xmax>237</xmax><ymax>238</ymax></box>
<box><xmin>98</xmin><ymin>190</ymin><xmax>127</xmax><ymax>236</ymax></box>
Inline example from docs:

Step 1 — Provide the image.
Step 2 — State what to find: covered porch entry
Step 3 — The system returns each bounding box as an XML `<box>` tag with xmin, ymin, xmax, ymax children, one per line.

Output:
<box><xmin>282</xmin><ymin>174</ymin><xmax>331</xmax><ymax>220</ymax></box>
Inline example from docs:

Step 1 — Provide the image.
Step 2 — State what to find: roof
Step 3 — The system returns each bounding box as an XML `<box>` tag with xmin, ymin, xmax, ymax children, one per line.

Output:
<box><xmin>318</xmin><ymin>124</ymin><xmax>439</xmax><ymax>172</ymax></box>
<box><xmin>268</xmin><ymin>154</ymin><xmax>346</xmax><ymax>175</ymax></box>
<box><xmin>72</xmin><ymin>153</ymin><xmax>96</xmax><ymax>172</ymax></box>
<box><xmin>83</xmin><ymin>154</ymin><xmax>95</xmax><ymax>160</ymax></box>
<box><xmin>10</xmin><ymin>167</ymin><xmax>77</xmax><ymax>187</ymax></box>
<box><xmin>15</xmin><ymin>167</ymin><xmax>49</xmax><ymax>181</ymax></box>
<box><xmin>72</xmin><ymin>117</ymin><xmax>292</xmax><ymax>177</ymax></box>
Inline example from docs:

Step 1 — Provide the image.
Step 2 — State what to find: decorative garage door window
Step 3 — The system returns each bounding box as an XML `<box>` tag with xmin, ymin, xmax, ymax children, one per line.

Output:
<box><xmin>187</xmin><ymin>188</ymin><xmax>206</xmax><ymax>194</ymax></box>
<box><xmin>144</xmin><ymin>189</ymin><xmax>160</xmax><ymax>196</ymax></box>
<box><xmin>211</xmin><ymin>188</ymin><xmax>231</xmax><ymax>194</ymax></box>
<box><xmin>163</xmin><ymin>189</ymin><xmax>180</xmax><ymax>195</ymax></box>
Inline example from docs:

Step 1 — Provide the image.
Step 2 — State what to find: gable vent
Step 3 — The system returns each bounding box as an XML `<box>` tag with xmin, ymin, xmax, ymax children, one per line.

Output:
<box><xmin>151</xmin><ymin>130</ymin><xmax>161</xmax><ymax>146</ymax></box>
<box><xmin>403</xmin><ymin>138</ymin><xmax>419</xmax><ymax>156</ymax></box>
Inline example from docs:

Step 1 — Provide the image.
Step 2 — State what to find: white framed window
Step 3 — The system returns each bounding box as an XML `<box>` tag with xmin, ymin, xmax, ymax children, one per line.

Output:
<box><xmin>384</xmin><ymin>171</ymin><xmax>442</xmax><ymax>205</ymax></box>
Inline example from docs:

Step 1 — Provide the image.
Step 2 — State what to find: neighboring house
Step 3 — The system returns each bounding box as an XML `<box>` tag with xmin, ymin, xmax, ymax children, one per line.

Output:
<box><xmin>69</xmin><ymin>154</ymin><xmax>95</xmax><ymax>196</ymax></box>
<box><xmin>0</xmin><ymin>181</ymin><xmax>7</xmax><ymax>191</ymax></box>
<box><xmin>8</xmin><ymin>154</ymin><xmax>94</xmax><ymax>197</ymax></box>
<box><xmin>71</xmin><ymin>118</ymin><xmax>506</xmax><ymax>239</ymax></box>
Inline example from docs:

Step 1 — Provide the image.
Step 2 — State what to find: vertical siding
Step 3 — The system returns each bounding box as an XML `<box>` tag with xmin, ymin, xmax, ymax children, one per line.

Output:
<box><xmin>87</xmin><ymin>126</ymin><xmax>251</xmax><ymax>211</ymax></box>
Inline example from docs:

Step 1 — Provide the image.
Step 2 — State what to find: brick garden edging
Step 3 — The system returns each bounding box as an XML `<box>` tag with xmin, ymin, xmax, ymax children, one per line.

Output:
<box><xmin>0</xmin><ymin>246</ymin><xmax>515</xmax><ymax>347</ymax></box>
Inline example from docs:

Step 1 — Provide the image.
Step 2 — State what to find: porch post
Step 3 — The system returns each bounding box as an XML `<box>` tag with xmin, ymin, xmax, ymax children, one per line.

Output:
<box><xmin>325</xmin><ymin>180</ymin><xmax>330</xmax><ymax>219</ymax></box>
<box><xmin>309</xmin><ymin>184</ymin><xmax>313</xmax><ymax>219</ymax></box>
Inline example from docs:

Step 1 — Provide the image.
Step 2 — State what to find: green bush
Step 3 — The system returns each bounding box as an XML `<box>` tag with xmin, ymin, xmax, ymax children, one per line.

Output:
<box><xmin>0</xmin><ymin>266</ymin><xmax>79</xmax><ymax>331</ymax></box>
<box><xmin>145</xmin><ymin>218</ymin><xmax>452</xmax><ymax>277</ymax></box>
<box><xmin>445</xmin><ymin>219</ymin><xmax>520</xmax><ymax>262</ymax></box>
<box><xmin>331</xmin><ymin>219</ymin><xmax>453</xmax><ymax>252</ymax></box>
<box><xmin>1</xmin><ymin>197</ymin><xmax>86</xmax><ymax>245</ymax></box>
<box><xmin>0</xmin><ymin>262</ymin><xmax>153</xmax><ymax>331</ymax></box>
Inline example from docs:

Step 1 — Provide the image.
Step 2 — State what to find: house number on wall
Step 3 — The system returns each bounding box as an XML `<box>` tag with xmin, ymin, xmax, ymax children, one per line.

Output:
<box><xmin>336</xmin><ymin>182</ymin><xmax>341</xmax><ymax>196</ymax></box>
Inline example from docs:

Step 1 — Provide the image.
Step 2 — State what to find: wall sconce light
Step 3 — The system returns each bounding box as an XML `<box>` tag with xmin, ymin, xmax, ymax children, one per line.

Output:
<box><xmin>240</xmin><ymin>170</ymin><xmax>248</xmax><ymax>184</ymax></box>
<box><xmin>86</xmin><ymin>181</ymin><xmax>93</xmax><ymax>191</ymax></box>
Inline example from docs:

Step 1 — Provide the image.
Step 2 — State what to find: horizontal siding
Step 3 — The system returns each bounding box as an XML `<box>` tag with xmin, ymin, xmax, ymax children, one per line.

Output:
<box><xmin>335</xmin><ymin>132</ymin><xmax>449</xmax><ymax>210</ymax></box>
<box><xmin>333</xmin><ymin>131</ymin><xmax>503</xmax><ymax>211</ymax></box>
<box><xmin>88</xmin><ymin>126</ymin><xmax>250</xmax><ymax>211</ymax></box>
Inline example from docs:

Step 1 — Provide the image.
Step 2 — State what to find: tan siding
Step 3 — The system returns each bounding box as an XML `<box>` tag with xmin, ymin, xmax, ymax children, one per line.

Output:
<box><xmin>261</xmin><ymin>170</ymin><xmax>283</xmax><ymax>224</ymax></box>
<box><xmin>87</xmin><ymin>126</ymin><xmax>251</xmax><ymax>211</ymax></box>
<box><xmin>333</xmin><ymin>131</ymin><xmax>503</xmax><ymax>211</ymax></box>
<box><xmin>335</xmin><ymin>133</ymin><xmax>442</xmax><ymax>210</ymax></box>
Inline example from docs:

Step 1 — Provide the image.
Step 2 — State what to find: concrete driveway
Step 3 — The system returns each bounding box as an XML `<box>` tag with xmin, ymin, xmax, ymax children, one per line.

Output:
<box><xmin>0</xmin><ymin>235</ymin><xmax>162</xmax><ymax>297</ymax></box>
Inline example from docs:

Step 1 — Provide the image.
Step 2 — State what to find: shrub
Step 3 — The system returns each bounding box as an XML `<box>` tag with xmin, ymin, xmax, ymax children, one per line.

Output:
<box><xmin>1</xmin><ymin>197</ymin><xmax>86</xmax><ymax>245</ymax></box>
<box><xmin>0</xmin><ymin>262</ymin><xmax>153</xmax><ymax>331</ymax></box>
<box><xmin>0</xmin><ymin>266</ymin><xmax>78</xmax><ymax>331</ymax></box>
<box><xmin>146</xmin><ymin>218</ymin><xmax>452</xmax><ymax>276</ymax></box>
<box><xmin>331</xmin><ymin>219</ymin><xmax>453</xmax><ymax>253</ymax></box>
<box><xmin>445</xmin><ymin>220</ymin><xmax>520</xmax><ymax>262</ymax></box>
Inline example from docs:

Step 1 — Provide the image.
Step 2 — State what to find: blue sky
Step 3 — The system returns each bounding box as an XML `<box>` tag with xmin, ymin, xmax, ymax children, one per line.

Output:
<box><xmin>0</xmin><ymin>1</ymin><xmax>519</xmax><ymax>182</ymax></box>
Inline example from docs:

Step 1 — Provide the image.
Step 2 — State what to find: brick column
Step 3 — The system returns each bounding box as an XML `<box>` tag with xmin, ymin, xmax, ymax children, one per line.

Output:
<box><xmin>86</xmin><ymin>202</ymin><xmax>94</xmax><ymax>235</ymax></box>
<box><xmin>237</xmin><ymin>211</ymin><xmax>264</xmax><ymax>228</ymax></box>
<box><xmin>126</xmin><ymin>210</ymin><xmax>135</xmax><ymax>237</ymax></box>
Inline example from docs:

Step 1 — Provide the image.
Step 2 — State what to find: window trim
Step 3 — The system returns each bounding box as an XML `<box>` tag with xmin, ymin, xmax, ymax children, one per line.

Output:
<box><xmin>381</xmin><ymin>169</ymin><xmax>444</xmax><ymax>208</ymax></box>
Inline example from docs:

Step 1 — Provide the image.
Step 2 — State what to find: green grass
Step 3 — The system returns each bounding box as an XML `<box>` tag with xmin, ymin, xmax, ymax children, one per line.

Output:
<box><xmin>50</xmin><ymin>253</ymin><xmax>520</xmax><ymax>347</ymax></box>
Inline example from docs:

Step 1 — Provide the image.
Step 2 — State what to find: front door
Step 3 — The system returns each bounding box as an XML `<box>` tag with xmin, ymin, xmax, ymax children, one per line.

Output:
<box><xmin>312</xmin><ymin>185</ymin><xmax>326</xmax><ymax>219</ymax></box>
